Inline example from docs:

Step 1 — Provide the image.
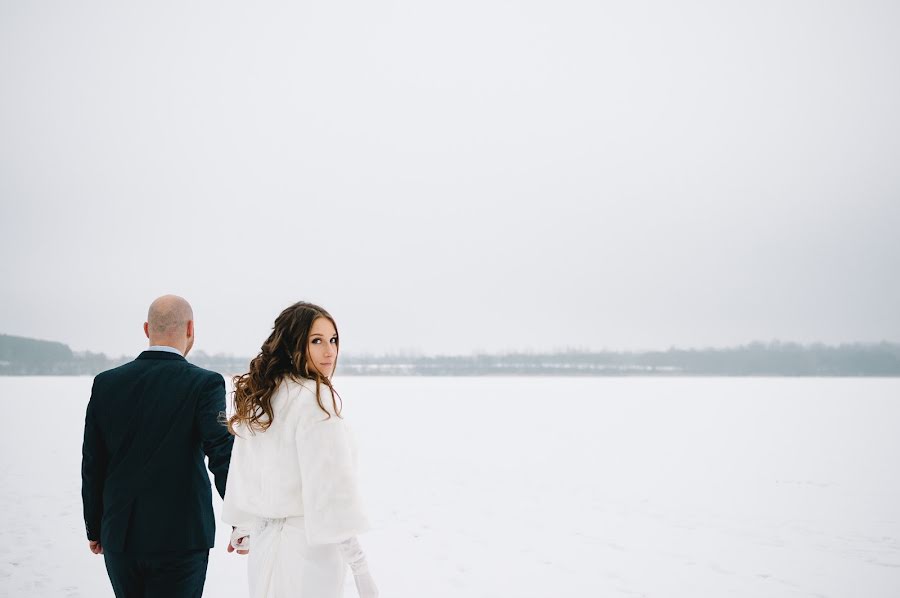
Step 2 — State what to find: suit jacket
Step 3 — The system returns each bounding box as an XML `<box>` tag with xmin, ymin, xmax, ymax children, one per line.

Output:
<box><xmin>81</xmin><ymin>350</ymin><xmax>234</xmax><ymax>553</ymax></box>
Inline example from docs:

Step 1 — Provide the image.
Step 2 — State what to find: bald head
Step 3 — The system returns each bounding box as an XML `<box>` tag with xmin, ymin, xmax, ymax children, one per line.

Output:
<box><xmin>144</xmin><ymin>295</ymin><xmax>195</xmax><ymax>356</ymax></box>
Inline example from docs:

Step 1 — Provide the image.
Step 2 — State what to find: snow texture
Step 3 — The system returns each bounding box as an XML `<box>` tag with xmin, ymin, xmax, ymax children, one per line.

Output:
<box><xmin>1</xmin><ymin>376</ymin><xmax>898</xmax><ymax>597</ymax></box>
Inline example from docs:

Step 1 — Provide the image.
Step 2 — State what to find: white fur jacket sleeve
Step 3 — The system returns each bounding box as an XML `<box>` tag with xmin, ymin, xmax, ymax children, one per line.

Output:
<box><xmin>295</xmin><ymin>387</ymin><xmax>370</xmax><ymax>545</ymax></box>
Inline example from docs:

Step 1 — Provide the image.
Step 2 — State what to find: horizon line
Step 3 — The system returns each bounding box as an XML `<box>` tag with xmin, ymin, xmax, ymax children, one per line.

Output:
<box><xmin>3</xmin><ymin>332</ymin><xmax>899</xmax><ymax>360</ymax></box>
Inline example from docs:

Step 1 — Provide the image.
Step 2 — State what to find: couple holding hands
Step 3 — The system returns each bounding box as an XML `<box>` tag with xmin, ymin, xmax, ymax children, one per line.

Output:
<box><xmin>81</xmin><ymin>295</ymin><xmax>379</xmax><ymax>598</ymax></box>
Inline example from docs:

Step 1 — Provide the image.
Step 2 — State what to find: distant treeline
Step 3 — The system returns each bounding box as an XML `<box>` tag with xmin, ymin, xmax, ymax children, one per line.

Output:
<box><xmin>339</xmin><ymin>342</ymin><xmax>900</xmax><ymax>376</ymax></box>
<box><xmin>0</xmin><ymin>334</ymin><xmax>114</xmax><ymax>375</ymax></box>
<box><xmin>2</xmin><ymin>333</ymin><xmax>900</xmax><ymax>377</ymax></box>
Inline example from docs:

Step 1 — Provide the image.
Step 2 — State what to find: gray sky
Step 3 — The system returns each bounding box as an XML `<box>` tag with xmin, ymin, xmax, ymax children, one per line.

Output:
<box><xmin>2</xmin><ymin>0</ymin><xmax>899</xmax><ymax>357</ymax></box>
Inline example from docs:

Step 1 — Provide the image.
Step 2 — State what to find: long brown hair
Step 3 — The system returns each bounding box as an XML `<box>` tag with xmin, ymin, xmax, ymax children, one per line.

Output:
<box><xmin>228</xmin><ymin>302</ymin><xmax>342</xmax><ymax>434</ymax></box>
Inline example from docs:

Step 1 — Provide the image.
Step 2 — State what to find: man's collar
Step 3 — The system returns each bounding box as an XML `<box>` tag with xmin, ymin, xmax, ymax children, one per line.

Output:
<box><xmin>147</xmin><ymin>345</ymin><xmax>183</xmax><ymax>356</ymax></box>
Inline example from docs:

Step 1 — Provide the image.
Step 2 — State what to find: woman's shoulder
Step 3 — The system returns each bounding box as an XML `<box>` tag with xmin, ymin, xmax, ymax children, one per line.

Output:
<box><xmin>283</xmin><ymin>377</ymin><xmax>340</xmax><ymax>417</ymax></box>
<box><xmin>281</xmin><ymin>376</ymin><xmax>331</xmax><ymax>396</ymax></box>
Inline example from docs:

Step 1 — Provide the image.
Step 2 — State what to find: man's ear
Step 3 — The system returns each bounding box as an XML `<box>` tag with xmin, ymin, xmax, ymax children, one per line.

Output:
<box><xmin>143</xmin><ymin>322</ymin><xmax>150</xmax><ymax>339</ymax></box>
<box><xmin>186</xmin><ymin>320</ymin><xmax>194</xmax><ymax>339</ymax></box>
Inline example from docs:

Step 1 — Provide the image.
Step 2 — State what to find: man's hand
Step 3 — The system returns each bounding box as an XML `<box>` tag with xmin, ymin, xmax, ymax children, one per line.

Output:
<box><xmin>88</xmin><ymin>540</ymin><xmax>103</xmax><ymax>555</ymax></box>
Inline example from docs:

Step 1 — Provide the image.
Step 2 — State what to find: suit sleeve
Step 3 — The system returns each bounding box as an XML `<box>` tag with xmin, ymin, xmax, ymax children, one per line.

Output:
<box><xmin>81</xmin><ymin>378</ymin><xmax>107</xmax><ymax>541</ymax></box>
<box><xmin>296</xmin><ymin>411</ymin><xmax>369</xmax><ymax>545</ymax></box>
<box><xmin>196</xmin><ymin>372</ymin><xmax>233</xmax><ymax>499</ymax></box>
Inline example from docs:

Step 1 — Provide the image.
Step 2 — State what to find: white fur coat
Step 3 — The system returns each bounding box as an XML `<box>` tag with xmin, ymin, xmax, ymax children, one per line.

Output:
<box><xmin>222</xmin><ymin>377</ymin><xmax>369</xmax><ymax>545</ymax></box>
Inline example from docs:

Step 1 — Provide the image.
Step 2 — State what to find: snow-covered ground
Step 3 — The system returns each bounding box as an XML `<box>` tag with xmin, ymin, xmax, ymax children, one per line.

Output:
<box><xmin>1</xmin><ymin>376</ymin><xmax>898</xmax><ymax>597</ymax></box>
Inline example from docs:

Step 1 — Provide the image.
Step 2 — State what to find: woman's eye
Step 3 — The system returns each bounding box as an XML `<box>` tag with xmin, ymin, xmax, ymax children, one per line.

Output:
<box><xmin>330</xmin><ymin>337</ymin><xmax>338</xmax><ymax>344</ymax></box>
<box><xmin>311</xmin><ymin>339</ymin><xmax>320</xmax><ymax>344</ymax></box>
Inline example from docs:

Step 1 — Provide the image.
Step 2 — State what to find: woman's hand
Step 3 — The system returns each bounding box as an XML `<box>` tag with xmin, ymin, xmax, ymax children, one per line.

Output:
<box><xmin>228</xmin><ymin>527</ymin><xmax>250</xmax><ymax>555</ymax></box>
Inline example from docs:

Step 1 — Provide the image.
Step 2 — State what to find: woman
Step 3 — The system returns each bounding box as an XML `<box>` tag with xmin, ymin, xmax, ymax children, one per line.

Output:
<box><xmin>222</xmin><ymin>302</ymin><xmax>379</xmax><ymax>598</ymax></box>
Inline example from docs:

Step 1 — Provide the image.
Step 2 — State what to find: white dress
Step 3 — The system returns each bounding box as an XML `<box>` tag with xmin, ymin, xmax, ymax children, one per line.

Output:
<box><xmin>222</xmin><ymin>377</ymin><xmax>370</xmax><ymax>598</ymax></box>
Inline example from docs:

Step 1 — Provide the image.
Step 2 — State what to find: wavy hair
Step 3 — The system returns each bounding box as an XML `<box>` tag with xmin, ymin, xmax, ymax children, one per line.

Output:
<box><xmin>228</xmin><ymin>302</ymin><xmax>341</xmax><ymax>434</ymax></box>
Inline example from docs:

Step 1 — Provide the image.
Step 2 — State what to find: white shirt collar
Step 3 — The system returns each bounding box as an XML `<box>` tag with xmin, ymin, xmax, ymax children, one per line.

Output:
<box><xmin>147</xmin><ymin>345</ymin><xmax>183</xmax><ymax>356</ymax></box>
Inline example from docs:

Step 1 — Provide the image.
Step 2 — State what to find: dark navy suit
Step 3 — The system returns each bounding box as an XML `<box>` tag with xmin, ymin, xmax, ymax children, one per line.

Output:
<box><xmin>81</xmin><ymin>350</ymin><xmax>234</xmax><ymax>597</ymax></box>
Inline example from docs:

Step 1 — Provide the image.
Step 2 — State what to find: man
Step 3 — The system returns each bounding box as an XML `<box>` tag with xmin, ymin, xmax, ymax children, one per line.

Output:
<box><xmin>81</xmin><ymin>295</ymin><xmax>234</xmax><ymax>597</ymax></box>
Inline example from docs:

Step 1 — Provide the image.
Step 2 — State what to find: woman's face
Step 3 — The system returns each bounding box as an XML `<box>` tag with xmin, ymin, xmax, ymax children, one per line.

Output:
<box><xmin>306</xmin><ymin>317</ymin><xmax>338</xmax><ymax>377</ymax></box>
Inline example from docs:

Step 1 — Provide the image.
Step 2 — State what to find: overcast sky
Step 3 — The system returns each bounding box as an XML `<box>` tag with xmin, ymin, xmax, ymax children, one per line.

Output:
<box><xmin>1</xmin><ymin>0</ymin><xmax>898</xmax><ymax>358</ymax></box>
